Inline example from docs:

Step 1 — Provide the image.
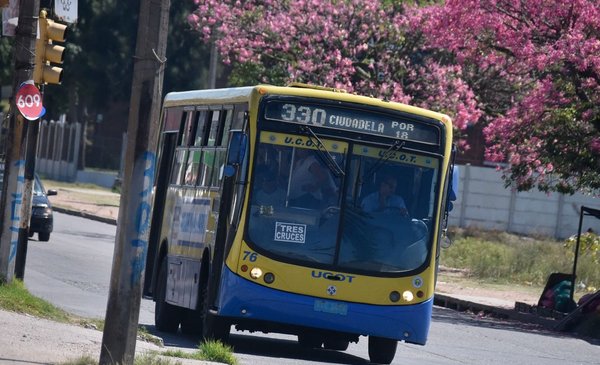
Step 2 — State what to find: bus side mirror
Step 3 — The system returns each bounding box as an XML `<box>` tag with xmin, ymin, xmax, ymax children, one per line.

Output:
<box><xmin>447</xmin><ymin>165</ymin><xmax>459</xmax><ymax>212</ymax></box>
<box><xmin>224</xmin><ymin>131</ymin><xmax>247</xmax><ymax>177</ymax></box>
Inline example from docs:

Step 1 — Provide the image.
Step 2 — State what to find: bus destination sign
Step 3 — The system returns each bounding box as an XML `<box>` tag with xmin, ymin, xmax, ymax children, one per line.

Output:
<box><xmin>264</xmin><ymin>101</ymin><xmax>440</xmax><ymax>145</ymax></box>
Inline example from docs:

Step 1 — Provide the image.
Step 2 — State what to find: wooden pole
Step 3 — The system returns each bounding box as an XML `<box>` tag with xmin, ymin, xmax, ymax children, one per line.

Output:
<box><xmin>99</xmin><ymin>0</ymin><xmax>170</xmax><ymax>363</ymax></box>
<box><xmin>0</xmin><ymin>0</ymin><xmax>39</xmax><ymax>283</ymax></box>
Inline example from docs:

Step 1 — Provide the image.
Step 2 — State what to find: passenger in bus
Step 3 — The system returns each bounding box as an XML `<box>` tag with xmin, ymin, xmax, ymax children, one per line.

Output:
<box><xmin>289</xmin><ymin>148</ymin><xmax>337</xmax><ymax>209</ymax></box>
<box><xmin>360</xmin><ymin>176</ymin><xmax>409</xmax><ymax>216</ymax></box>
<box><xmin>253</xmin><ymin>167</ymin><xmax>286</xmax><ymax>207</ymax></box>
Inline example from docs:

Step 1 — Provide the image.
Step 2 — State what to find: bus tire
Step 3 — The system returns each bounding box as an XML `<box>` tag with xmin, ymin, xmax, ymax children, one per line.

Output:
<box><xmin>181</xmin><ymin>282</ymin><xmax>207</xmax><ymax>336</ymax></box>
<box><xmin>202</xmin><ymin>310</ymin><xmax>230</xmax><ymax>342</ymax></box>
<box><xmin>200</xmin><ymin>280</ymin><xmax>230</xmax><ymax>342</ymax></box>
<box><xmin>368</xmin><ymin>336</ymin><xmax>397</xmax><ymax>364</ymax></box>
<box><xmin>180</xmin><ymin>308</ymin><xmax>203</xmax><ymax>336</ymax></box>
<box><xmin>298</xmin><ymin>333</ymin><xmax>323</xmax><ymax>348</ymax></box>
<box><xmin>323</xmin><ymin>338</ymin><xmax>349</xmax><ymax>351</ymax></box>
<box><xmin>155</xmin><ymin>259</ymin><xmax>181</xmax><ymax>333</ymax></box>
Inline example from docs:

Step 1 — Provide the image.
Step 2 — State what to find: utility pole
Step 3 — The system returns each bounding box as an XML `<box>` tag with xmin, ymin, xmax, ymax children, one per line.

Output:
<box><xmin>14</xmin><ymin>111</ymin><xmax>40</xmax><ymax>279</ymax></box>
<box><xmin>0</xmin><ymin>0</ymin><xmax>39</xmax><ymax>284</ymax></box>
<box><xmin>99</xmin><ymin>0</ymin><xmax>170</xmax><ymax>363</ymax></box>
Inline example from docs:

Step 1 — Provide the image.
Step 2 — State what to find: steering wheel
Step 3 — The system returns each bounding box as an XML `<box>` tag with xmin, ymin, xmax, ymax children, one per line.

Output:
<box><xmin>410</xmin><ymin>218</ymin><xmax>429</xmax><ymax>239</ymax></box>
<box><xmin>321</xmin><ymin>206</ymin><xmax>340</xmax><ymax>217</ymax></box>
<box><xmin>384</xmin><ymin>207</ymin><xmax>411</xmax><ymax>220</ymax></box>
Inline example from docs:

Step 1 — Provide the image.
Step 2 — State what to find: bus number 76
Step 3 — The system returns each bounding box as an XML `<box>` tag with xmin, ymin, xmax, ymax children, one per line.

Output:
<box><xmin>243</xmin><ymin>251</ymin><xmax>258</xmax><ymax>262</ymax></box>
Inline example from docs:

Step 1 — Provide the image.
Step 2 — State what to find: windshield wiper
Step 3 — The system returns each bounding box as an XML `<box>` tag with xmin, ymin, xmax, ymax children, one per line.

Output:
<box><xmin>300</xmin><ymin>126</ymin><xmax>345</xmax><ymax>178</ymax></box>
<box><xmin>361</xmin><ymin>140</ymin><xmax>406</xmax><ymax>183</ymax></box>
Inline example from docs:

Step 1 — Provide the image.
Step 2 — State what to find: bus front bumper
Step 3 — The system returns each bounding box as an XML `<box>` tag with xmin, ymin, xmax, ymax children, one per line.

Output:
<box><xmin>217</xmin><ymin>266</ymin><xmax>431</xmax><ymax>344</ymax></box>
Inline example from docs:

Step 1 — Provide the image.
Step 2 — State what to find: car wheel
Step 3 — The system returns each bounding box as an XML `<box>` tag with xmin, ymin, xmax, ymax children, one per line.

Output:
<box><xmin>38</xmin><ymin>232</ymin><xmax>50</xmax><ymax>242</ymax></box>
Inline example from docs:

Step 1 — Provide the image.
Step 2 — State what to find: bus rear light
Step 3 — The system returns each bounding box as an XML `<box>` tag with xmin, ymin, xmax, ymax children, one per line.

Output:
<box><xmin>241</xmin><ymin>265</ymin><xmax>248</xmax><ymax>272</ymax></box>
<box><xmin>389</xmin><ymin>291</ymin><xmax>401</xmax><ymax>302</ymax></box>
<box><xmin>250</xmin><ymin>267</ymin><xmax>263</xmax><ymax>279</ymax></box>
<box><xmin>264</xmin><ymin>272</ymin><xmax>275</xmax><ymax>284</ymax></box>
<box><xmin>416</xmin><ymin>290</ymin><xmax>424</xmax><ymax>298</ymax></box>
<box><xmin>402</xmin><ymin>291</ymin><xmax>414</xmax><ymax>302</ymax></box>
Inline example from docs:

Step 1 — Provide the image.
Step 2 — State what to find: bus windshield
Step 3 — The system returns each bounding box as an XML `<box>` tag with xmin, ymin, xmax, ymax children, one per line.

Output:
<box><xmin>247</xmin><ymin>131</ymin><xmax>439</xmax><ymax>274</ymax></box>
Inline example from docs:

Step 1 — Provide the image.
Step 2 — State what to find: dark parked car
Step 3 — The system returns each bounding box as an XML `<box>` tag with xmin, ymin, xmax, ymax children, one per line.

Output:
<box><xmin>29</xmin><ymin>174</ymin><xmax>57</xmax><ymax>241</ymax></box>
<box><xmin>0</xmin><ymin>167</ymin><xmax>56</xmax><ymax>241</ymax></box>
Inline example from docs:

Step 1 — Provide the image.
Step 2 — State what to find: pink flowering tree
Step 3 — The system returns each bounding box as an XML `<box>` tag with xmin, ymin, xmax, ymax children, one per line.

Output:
<box><xmin>424</xmin><ymin>0</ymin><xmax>600</xmax><ymax>193</ymax></box>
<box><xmin>188</xmin><ymin>0</ymin><xmax>481</xmax><ymax>142</ymax></box>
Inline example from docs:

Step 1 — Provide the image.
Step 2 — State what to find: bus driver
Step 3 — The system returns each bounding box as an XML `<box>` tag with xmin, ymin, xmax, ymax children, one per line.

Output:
<box><xmin>360</xmin><ymin>176</ymin><xmax>408</xmax><ymax>216</ymax></box>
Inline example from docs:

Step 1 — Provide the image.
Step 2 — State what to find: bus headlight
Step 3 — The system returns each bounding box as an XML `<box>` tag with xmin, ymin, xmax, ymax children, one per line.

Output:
<box><xmin>402</xmin><ymin>290</ymin><xmax>414</xmax><ymax>302</ymax></box>
<box><xmin>250</xmin><ymin>267</ymin><xmax>263</xmax><ymax>279</ymax></box>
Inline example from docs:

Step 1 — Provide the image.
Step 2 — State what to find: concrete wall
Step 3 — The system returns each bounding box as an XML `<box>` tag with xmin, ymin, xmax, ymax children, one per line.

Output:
<box><xmin>448</xmin><ymin>164</ymin><xmax>600</xmax><ymax>239</ymax></box>
<box><xmin>75</xmin><ymin>170</ymin><xmax>118</xmax><ymax>189</ymax></box>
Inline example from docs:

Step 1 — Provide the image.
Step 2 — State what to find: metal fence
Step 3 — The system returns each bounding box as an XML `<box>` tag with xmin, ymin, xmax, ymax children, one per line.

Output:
<box><xmin>36</xmin><ymin>115</ymin><xmax>81</xmax><ymax>181</ymax></box>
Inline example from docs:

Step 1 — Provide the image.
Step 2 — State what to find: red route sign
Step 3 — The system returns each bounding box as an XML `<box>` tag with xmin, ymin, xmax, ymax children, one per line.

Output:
<box><xmin>15</xmin><ymin>83</ymin><xmax>43</xmax><ymax>121</ymax></box>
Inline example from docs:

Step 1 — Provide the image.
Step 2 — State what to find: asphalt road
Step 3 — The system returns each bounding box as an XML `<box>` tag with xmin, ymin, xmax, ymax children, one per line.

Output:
<box><xmin>24</xmin><ymin>212</ymin><xmax>600</xmax><ymax>365</ymax></box>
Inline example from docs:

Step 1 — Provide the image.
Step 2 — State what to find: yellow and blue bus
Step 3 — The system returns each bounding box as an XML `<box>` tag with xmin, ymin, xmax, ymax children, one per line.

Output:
<box><xmin>144</xmin><ymin>84</ymin><xmax>456</xmax><ymax>364</ymax></box>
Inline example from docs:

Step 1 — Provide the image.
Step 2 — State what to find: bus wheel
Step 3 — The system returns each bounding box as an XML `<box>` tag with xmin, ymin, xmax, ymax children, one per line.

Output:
<box><xmin>298</xmin><ymin>333</ymin><xmax>323</xmax><ymax>348</ymax></box>
<box><xmin>155</xmin><ymin>259</ymin><xmax>181</xmax><ymax>333</ymax></box>
<box><xmin>368</xmin><ymin>336</ymin><xmax>397</xmax><ymax>364</ymax></box>
<box><xmin>181</xmin><ymin>283</ymin><xmax>206</xmax><ymax>336</ymax></box>
<box><xmin>323</xmin><ymin>338</ymin><xmax>349</xmax><ymax>351</ymax></box>
<box><xmin>200</xmin><ymin>284</ymin><xmax>230</xmax><ymax>342</ymax></box>
<box><xmin>180</xmin><ymin>308</ymin><xmax>203</xmax><ymax>336</ymax></box>
<box><xmin>202</xmin><ymin>310</ymin><xmax>230</xmax><ymax>342</ymax></box>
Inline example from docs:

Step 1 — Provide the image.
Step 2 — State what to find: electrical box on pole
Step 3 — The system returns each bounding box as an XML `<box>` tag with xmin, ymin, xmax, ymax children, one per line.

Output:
<box><xmin>33</xmin><ymin>10</ymin><xmax>66</xmax><ymax>85</ymax></box>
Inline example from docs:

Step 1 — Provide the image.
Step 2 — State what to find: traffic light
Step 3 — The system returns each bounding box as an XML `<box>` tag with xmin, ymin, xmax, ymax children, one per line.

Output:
<box><xmin>33</xmin><ymin>10</ymin><xmax>67</xmax><ymax>85</ymax></box>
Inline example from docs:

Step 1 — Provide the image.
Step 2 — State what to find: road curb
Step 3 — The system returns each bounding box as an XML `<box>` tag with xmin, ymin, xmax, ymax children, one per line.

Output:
<box><xmin>53</xmin><ymin>205</ymin><xmax>117</xmax><ymax>226</ymax></box>
<box><xmin>434</xmin><ymin>293</ymin><xmax>559</xmax><ymax>329</ymax></box>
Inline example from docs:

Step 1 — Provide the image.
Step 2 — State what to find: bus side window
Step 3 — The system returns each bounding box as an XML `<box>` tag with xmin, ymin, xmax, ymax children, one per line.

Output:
<box><xmin>232</xmin><ymin>104</ymin><xmax>248</xmax><ymax>130</ymax></box>
<box><xmin>170</xmin><ymin>149</ymin><xmax>188</xmax><ymax>185</ymax></box>
<box><xmin>219</xmin><ymin>108</ymin><xmax>234</xmax><ymax>146</ymax></box>
<box><xmin>193</xmin><ymin>109</ymin><xmax>208</xmax><ymax>147</ymax></box>
<box><xmin>211</xmin><ymin>149</ymin><xmax>226</xmax><ymax>187</ymax></box>
<box><xmin>198</xmin><ymin>150</ymin><xmax>214</xmax><ymax>187</ymax></box>
<box><xmin>207</xmin><ymin>110</ymin><xmax>221</xmax><ymax>147</ymax></box>
<box><xmin>179</xmin><ymin>110</ymin><xmax>194</xmax><ymax>147</ymax></box>
<box><xmin>184</xmin><ymin>149</ymin><xmax>201</xmax><ymax>186</ymax></box>
<box><xmin>164</xmin><ymin>107</ymin><xmax>183</xmax><ymax>132</ymax></box>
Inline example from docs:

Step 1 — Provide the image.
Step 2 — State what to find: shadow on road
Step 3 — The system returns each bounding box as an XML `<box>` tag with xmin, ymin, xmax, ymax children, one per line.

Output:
<box><xmin>228</xmin><ymin>333</ymin><xmax>369</xmax><ymax>365</ymax></box>
<box><xmin>147</xmin><ymin>325</ymin><xmax>370</xmax><ymax>364</ymax></box>
<box><xmin>144</xmin><ymin>325</ymin><xmax>202</xmax><ymax>349</ymax></box>
<box><xmin>432</xmin><ymin>306</ymin><xmax>587</xmax><ymax>342</ymax></box>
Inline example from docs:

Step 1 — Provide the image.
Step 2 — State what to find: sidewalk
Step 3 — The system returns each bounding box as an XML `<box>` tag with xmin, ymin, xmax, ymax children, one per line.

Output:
<box><xmin>0</xmin><ymin>309</ymin><xmax>218</xmax><ymax>365</ymax></box>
